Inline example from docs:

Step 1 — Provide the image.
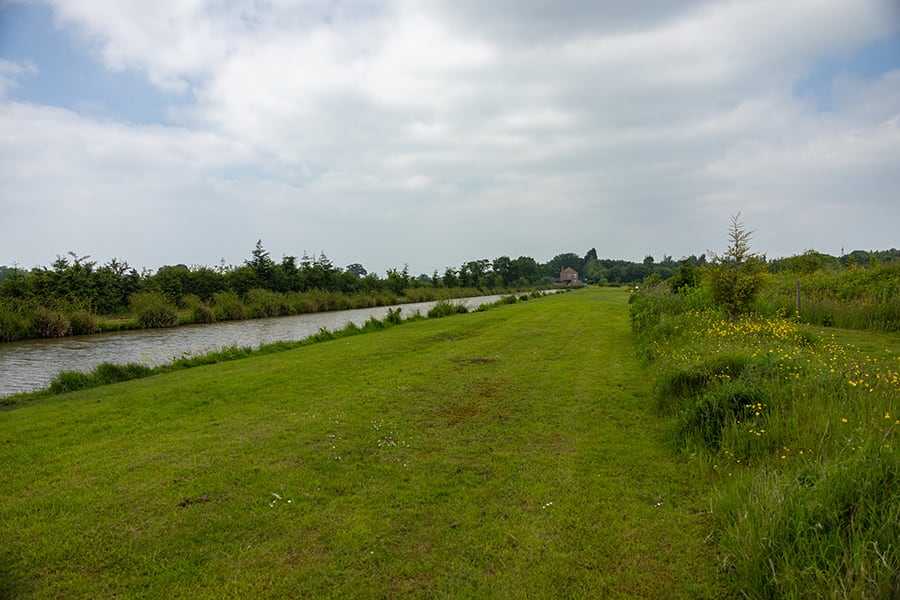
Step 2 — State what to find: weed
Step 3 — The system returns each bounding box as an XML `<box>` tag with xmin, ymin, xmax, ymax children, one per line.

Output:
<box><xmin>427</xmin><ymin>300</ymin><xmax>468</xmax><ymax>318</ymax></box>
<box><xmin>130</xmin><ymin>292</ymin><xmax>179</xmax><ymax>328</ymax></box>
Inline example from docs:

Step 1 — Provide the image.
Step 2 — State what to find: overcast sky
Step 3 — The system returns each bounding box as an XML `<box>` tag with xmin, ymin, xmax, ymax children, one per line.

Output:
<box><xmin>1</xmin><ymin>0</ymin><xmax>898</xmax><ymax>276</ymax></box>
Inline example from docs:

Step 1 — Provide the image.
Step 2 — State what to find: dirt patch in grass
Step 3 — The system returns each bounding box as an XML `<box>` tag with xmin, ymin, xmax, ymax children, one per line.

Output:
<box><xmin>451</xmin><ymin>356</ymin><xmax>497</xmax><ymax>366</ymax></box>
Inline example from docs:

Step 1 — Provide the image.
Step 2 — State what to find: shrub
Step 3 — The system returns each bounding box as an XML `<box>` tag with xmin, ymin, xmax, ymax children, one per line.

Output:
<box><xmin>131</xmin><ymin>292</ymin><xmax>179</xmax><ymax>328</ymax></box>
<box><xmin>69</xmin><ymin>310</ymin><xmax>99</xmax><ymax>335</ymax></box>
<box><xmin>383</xmin><ymin>307</ymin><xmax>403</xmax><ymax>324</ymax></box>
<box><xmin>212</xmin><ymin>291</ymin><xmax>245</xmax><ymax>321</ymax></box>
<box><xmin>427</xmin><ymin>300</ymin><xmax>468</xmax><ymax>319</ymax></box>
<box><xmin>49</xmin><ymin>362</ymin><xmax>154</xmax><ymax>394</ymax></box>
<box><xmin>706</xmin><ymin>214</ymin><xmax>766</xmax><ymax>319</ymax></box>
<box><xmin>0</xmin><ymin>303</ymin><xmax>29</xmax><ymax>341</ymax></box>
<box><xmin>192</xmin><ymin>303</ymin><xmax>215</xmax><ymax>324</ymax></box>
<box><xmin>32</xmin><ymin>307</ymin><xmax>71</xmax><ymax>338</ymax></box>
<box><xmin>362</xmin><ymin>316</ymin><xmax>385</xmax><ymax>331</ymax></box>
<box><xmin>245</xmin><ymin>288</ymin><xmax>292</xmax><ymax>318</ymax></box>
<box><xmin>49</xmin><ymin>370</ymin><xmax>92</xmax><ymax>393</ymax></box>
<box><xmin>93</xmin><ymin>362</ymin><xmax>154</xmax><ymax>385</ymax></box>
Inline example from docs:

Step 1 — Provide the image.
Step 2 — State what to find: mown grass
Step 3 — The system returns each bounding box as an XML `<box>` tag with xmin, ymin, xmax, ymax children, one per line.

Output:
<box><xmin>0</xmin><ymin>288</ymin><xmax>723</xmax><ymax>599</ymax></box>
<box><xmin>631</xmin><ymin>283</ymin><xmax>900</xmax><ymax>598</ymax></box>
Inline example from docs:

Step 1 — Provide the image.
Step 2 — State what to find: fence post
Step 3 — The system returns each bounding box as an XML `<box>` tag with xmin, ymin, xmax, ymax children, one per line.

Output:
<box><xmin>795</xmin><ymin>280</ymin><xmax>801</xmax><ymax>316</ymax></box>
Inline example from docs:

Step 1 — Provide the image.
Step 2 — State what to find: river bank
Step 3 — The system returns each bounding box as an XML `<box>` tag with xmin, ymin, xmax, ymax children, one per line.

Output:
<box><xmin>0</xmin><ymin>293</ymin><xmax>517</xmax><ymax>398</ymax></box>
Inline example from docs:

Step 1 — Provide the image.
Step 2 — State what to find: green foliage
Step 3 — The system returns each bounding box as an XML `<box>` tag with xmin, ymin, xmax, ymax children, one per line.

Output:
<box><xmin>383</xmin><ymin>307</ymin><xmax>403</xmax><ymax>324</ymax></box>
<box><xmin>668</xmin><ymin>259</ymin><xmax>701</xmax><ymax>293</ymax></box>
<box><xmin>48</xmin><ymin>370</ymin><xmax>92</xmax><ymax>394</ymax></box>
<box><xmin>212</xmin><ymin>291</ymin><xmax>245</xmax><ymax>321</ymax></box>
<box><xmin>130</xmin><ymin>292</ymin><xmax>179</xmax><ymax>328</ymax></box>
<box><xmin>632</xmin><ymin>283</ymin><xmax>900</xmax><ymax>597</ymax></box>
<box><xmin>245</xmin><ymin>288</ymin><xmax>294</xmax><ymax>318</ymax></box>
<box><xmin>769</xmin><ymin>248</ymin><xmax>842</xmax><ymax>273</ymax></box>
<box><xmin>717</xmin><ymin>447</ymin><xmax>900</xmax><ymax>597</ymax></box>
<box><xmin>68</xmin><ymin>310</ymin><xmax>99</xmax><ymax>335</ymax></box>
<box><xmin>169</xmin><ymin>345</ymin><xmax>253</xmax><ymax>369</ymax></box>
<box><xmin>3</xmin><ymin>239</ymin><xmax>892</xmax><ymax>344</ymax></box>
<box><xmin>757</xmin><ymin>261</ymin><xmax>900</xmax><ymax>331</ymax></box>
<box><xmin>655</xmin><ymin>353</ymin><xmax>762</xmax><ymax>413</ymax></box>
<box><xmin>31</xmin><ymin>307</ymin><xmax>71</xmax><ymax>338</ymax></box>
<box><xmin>705</xmin><ymin>214</ymin><xmax>766</xmax><ymax>318</ymax></box>
<box><xmin>675</xmin><ymin>384</ymin><xmax>763</xmax><ymax>451</ymax></box>
<box><xmin>93</xmin><ymin>362</ymin><xmax>155</xmax><ymax>384</ymax></box>
<box><xmin>49</xmin><ymin>363</ymin><xmax>154</xmax><ymax>394</ymax></box>
<box><xmin>427</xmin><ymin>300</ymin><xmax>469</xmax><ymax>318</ymax></box>
<box><xmin>0</xmin><ymin>301</ymin><xmax>29</xmax><ymax>342</ymax></box>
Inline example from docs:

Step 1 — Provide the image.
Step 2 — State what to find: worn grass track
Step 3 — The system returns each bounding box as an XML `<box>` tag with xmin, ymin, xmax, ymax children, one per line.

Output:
<box><xmin>0</xmin><ymin>288</ymin><xmax>723</xmax><ymax>598</ymax></box>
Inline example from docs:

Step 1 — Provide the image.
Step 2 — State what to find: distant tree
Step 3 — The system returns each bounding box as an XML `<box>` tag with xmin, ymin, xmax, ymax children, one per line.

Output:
<box><xmin>300</xmin><ymin>252</ymin><xmax>338</xmax><ymax>291</ymax></box>
<box><xmin>150</xmin><ymin>265</ymin><xmax>190</xmax><ymax>303</ymax></box>
<box><xmin>513</xmin><ymin>256</ymin><xmax>542</xmax><ymax>284</ymax></box>
<box><xmin>345</xmin><ymin>263</ymin><xmax>368</xmax><ymax>278</ymax></box>
<box><xmin>460</xmin><ymin>259</ymin><xmax>490</xmax><ymax>288</ymax></box>
<box><xmin>706</xmin><ymin>214</ymin><xmax>766</xmax><ymax>319</ymax></box>
<box><xmin>227</xmin><ymin>265</ymin><xmax>260</xmax><ymax>297</ymax></box>
<box><xmin>643</xmin><ymin>255</ymin><xmax>655</xmax><ymax>266</ymax></box>
<box><xmin>246</xmin><ymin>240</ymin><xmax>274</xmax><ymax>287</ymax></box>
<box><xmin>183</xmin><ymin>266</ymin><xmax>225</xmax><ymax>301</ymax></box>
<box><xmin>583</xmin><ymin>258</ymin><xmax>605</xmax><ymax>284</ymax></box>
<box><xmin>769</xmin><ymin>250</ymin><xmax>840</xmax><ymax>274</ymax></box>
<box><xmin>385</xmin><ymin>266</ymin><xmax>409</xmax><ymax>294</ymax></box>
<box><xmin>668</xmin><ymin>258</ymin><xmax>701</xmax><ymax>293</ymax></box>
<box><xmin>492</xmin><ymin>256</ymin><xmax>515</xmax><ymax>286</ymax></box>
<box><xmin>442</xmin><ymin>266</ymin><xmax>460</xmax><ymax>288</ymax></box>
<box><xmin>0</xmin><ymin>264</ymin><xmax>30</xmax><ymax>299</ymax></box>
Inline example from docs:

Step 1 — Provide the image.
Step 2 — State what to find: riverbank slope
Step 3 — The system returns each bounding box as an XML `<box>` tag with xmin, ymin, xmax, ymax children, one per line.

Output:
<box><xmin>0</xmin><ymin>288</ymin><xmax>724</xmax><ymax>598</ymax></box>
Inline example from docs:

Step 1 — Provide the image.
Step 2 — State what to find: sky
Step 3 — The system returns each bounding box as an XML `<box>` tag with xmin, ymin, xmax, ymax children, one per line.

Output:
<box><xmin>1</xmin><ymin>0</ymin><xmax>899</xmax><ymax>277</ymax></box>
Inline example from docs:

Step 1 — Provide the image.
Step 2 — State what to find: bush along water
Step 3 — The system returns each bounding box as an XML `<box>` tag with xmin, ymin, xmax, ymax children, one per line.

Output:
<box><xmin>631</xmin><ymin>280</ymin><xmax>900</xmax><ymax>598</ymax></box>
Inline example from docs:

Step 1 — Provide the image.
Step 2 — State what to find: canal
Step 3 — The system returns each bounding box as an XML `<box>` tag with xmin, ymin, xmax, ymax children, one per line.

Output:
<box><xmin>0</xmin><ymin>295</ymin><xmax>506</xmax><ymax>397</ymax></box>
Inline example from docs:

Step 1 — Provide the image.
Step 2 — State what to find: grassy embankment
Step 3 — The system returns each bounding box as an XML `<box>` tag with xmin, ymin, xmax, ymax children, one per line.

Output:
<box><xmin>631</xmin><ymin>283</ymin><xmax>900</xmax><ymax>598</ymax></box>
<box><xmin>0</xmin><ymin>288</ymin><xmax>723</xmax><ymax>599</ymax></box>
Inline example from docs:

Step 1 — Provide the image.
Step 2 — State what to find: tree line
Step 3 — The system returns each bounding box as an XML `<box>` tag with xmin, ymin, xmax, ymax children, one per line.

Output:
<box><xmin>1</xmin><ymin>241</ymin><xmax>897</xmax><ymax>342</ymax></box>
<box><xmin>2</xmin><ymin>243</ymin><xmax>897</xmax><ymax>316</ymax></box>
<box><xmin>0</xmin><ymin>242</ymin><xmax>665</xmax><ymax>315</ymax></box>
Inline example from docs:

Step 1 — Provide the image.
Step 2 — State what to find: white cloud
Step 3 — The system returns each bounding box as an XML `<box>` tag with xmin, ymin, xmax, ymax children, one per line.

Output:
<box><xmin>0</xmin><ymin>58</ymin><xmax>37</xmax><ymax>98</ymax></box>
<box><xmin>1</xmin><ymin>0</ymin><xmax>898</xmax><ymax>272</ymax></box>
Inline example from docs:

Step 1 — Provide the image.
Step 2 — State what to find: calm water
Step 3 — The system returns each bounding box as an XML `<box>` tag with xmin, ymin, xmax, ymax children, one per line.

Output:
<box><xmin>0</xmin><ymin>295</ymin><xmax>505</xmax><ymax>397</ymax></box>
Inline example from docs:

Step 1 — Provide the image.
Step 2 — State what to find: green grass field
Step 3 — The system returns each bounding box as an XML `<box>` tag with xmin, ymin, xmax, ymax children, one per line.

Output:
<box><xmin>1</xmin><ymin>289</ymin><xmax>724</xmax><ymax>598</ymax></box>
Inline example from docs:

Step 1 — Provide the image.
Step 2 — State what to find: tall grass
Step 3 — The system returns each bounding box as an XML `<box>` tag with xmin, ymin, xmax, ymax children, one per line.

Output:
<box><xmin>130</xmin><ymin>291</ymin><xmax>179</xmax><ymax>328</ymax></box>
<box><xmin>631</xmin><ymin>282</ymin><xmax>900</xmax><ymax>597</ymax></box>
<box><xmin>757</xmin><ymin>262</ymin><xmax>900</xmax><ymax>331</ymax></box>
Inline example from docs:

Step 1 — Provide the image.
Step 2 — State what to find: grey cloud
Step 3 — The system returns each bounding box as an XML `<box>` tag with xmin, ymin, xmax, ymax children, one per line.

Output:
<box><xmin>2</xmin><ymin>0</ymin><xmax>899</xmax><ymax>273</ymax></box>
